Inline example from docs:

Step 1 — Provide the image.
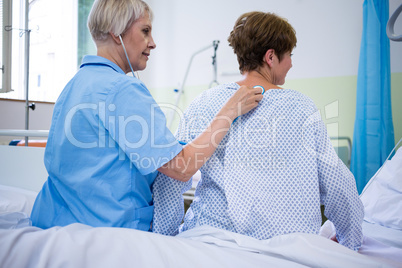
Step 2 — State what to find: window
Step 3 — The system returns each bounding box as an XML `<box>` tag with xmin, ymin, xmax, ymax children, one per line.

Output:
<box><xmin>0</xmin><ymin>0</ymin><xmax>12</xmax><ymax>93</ymax></box>
<box><xmin>0</xmin><ymin>0</ymin><xmax>96</xmax><ymax>102</ymax></box>
<box><xmin>78</xmin><ymin>0</ymin><xmax>96</xmax><ymax>67</ymax></box>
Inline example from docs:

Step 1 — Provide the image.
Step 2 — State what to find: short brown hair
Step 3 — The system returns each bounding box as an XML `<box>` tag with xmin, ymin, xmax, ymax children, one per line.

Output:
<box><xmin>228</xmin><ymin>12</ymin><xmax>297</xmax><ymax>73</ymax></box>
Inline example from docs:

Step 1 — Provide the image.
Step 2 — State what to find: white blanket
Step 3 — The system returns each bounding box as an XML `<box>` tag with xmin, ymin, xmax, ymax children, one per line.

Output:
<box><xmin>360</xmin><ymin>147</ymin><xmax>402</xmax><ymax>231</ymax></box>
<box><xmin>0</xmin><ymin>216</ymin><xmax>395</xmax><ymax>268</ymax></box>
<box><xmin>320</xmin><ymin>220</ymin><xmax>402</xmax><ymax>267</ymax></box>
<box><xmin>1</xmin><ymin>145</ymin><xmax>402</xmax><ymax>268</ymax></box>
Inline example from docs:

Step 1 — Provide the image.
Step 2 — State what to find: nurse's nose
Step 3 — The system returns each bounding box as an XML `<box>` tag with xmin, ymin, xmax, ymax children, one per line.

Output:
<box><xmin>149</xmin><ymin>36</ymin><xmax>156</xmax><ymax>49</ymax></box>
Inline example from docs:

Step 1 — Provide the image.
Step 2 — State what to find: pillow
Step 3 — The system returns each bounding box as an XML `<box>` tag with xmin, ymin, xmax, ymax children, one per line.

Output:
<box><xmin>360</xmin><ymin>147</ymin><xmax>402</xmax><ymax>230</ymax></box>
<box><xmin>0</xmin><ymin>185</ymin><xmax>38</xmax><ymax>216</ymax></box>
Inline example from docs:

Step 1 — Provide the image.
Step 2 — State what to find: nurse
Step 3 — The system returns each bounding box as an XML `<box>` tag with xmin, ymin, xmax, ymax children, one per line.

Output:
<box><xmin>30</xmin><ymin>0</ymin><xmax>263</xmax><ymax>230</ymax></box>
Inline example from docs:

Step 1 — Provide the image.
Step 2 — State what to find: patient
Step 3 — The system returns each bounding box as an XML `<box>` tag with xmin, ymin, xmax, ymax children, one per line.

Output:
<box><xmin>152</xmin><ymin>11</ymin><xmax>364</xmax><ymax>251</ymax></box>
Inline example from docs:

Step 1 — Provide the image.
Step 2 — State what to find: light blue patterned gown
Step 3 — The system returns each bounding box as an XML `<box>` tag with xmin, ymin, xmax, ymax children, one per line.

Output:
<box><xmin>152</xmin><ymin>82</ymin><xmax>364</xmax><ymax>251</ymax></box>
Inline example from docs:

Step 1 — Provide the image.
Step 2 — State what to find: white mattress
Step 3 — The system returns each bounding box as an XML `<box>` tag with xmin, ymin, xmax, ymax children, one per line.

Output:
<box><xmin>0</xmin><ymin>185</ymin><xmax>37</xmax><ymax>216</ymax></box>
<box><xmin>0</xmin><ymin>220</ymin><xmax>393</xmax><ymax>268</ymax></box>
<box><xmin>0</xmin><ymin>146</ymin><xmax>401</xmax><ymax>267</ymax></box>
<box><xmin>362</xmin><ymin>221</ymin><xmax>402</xmax><ymax>249</ymax></box>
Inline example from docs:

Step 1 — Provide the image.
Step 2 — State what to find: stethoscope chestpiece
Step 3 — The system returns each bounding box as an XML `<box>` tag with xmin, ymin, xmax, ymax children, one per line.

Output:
<box><xmin>253</xmin><ymin>85</ymin><xmax>265</xmax><ymax>95</ymax></box>
<box><xmin>232</xmin><ymin>85</ymin><xmax>265</xmax><ymax>124</ymax></box>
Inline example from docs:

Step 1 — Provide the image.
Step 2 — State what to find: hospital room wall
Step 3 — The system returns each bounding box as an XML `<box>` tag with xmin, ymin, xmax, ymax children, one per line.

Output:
<box><xmin>150</xmin><ymin>74</ymin><xmax>402</xmax><ymax>148</ymax></box>
<box><xmin>143</xmin><ymin>0</ymin><xmax>402</xmax><ymax>147</ymax></box>
<box><xmin>0</xmin><ymin>99</ymin><xmax>53</xmax><ymax>144</ymax></box>
<box><xmin>0</xmin><ymin>0</ymin><xmax>401</xmax><ymax>148</ymax></box>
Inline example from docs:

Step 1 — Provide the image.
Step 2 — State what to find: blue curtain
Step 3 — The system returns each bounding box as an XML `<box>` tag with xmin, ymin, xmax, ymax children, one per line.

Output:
<box><xmin>351</xmin><ymin>0</ymin><xmax>395</xmax><ymax>194</ymax></box>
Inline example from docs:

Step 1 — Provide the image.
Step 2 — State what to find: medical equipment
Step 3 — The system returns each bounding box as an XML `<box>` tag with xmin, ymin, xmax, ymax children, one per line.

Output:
<box><xmin>232</xmin><ymin>85</ymin><xmax>265</xmax><ymax>124</ymax></box>
<box><xmin>2</xmin><ymin>0</ymin><xmax>36</xmax><ymax>146</ymax></box>
<box><xmin>178</xmin><ymin>140</ymin><xmax>187</xmax><ymax>146</ymax></box>
<box><xmin>23</xmin><ymin>0</ymin><xmax>32</xmax><ymax>147</ymax></box>
<box><xmin>209</xmin><ymin>40</ymin><xmax>220</xmax><ymax>88</ymax></box>
<box><xmin>119</xmin><ymin>35</ymin><xmax>137</xmax><ymax>78</ymax></box>
<box><xmin>177</xmin><ymin>84</ymin><xmax>265</xmax><ymax>145</ymax></box>
<box><xmin>387</xmin><ymin>3</ymin><xmax>402</xmax><ymax>41</ymax></box>
<box><xmin>167</xmin><ymin>40</ymin><xmax>220</xmax><ymax>129</ymax></box>
<box><xmin>253</xmin><ymin>85</ymin><xmax>265</xmax><ymax>94</ymax></box>
<box><xmin>330</xmin><ymin>136</ymin><xmax>352</xmax><ymax>168</ymax></box>
<box><xmin>1</xmin><ymin>0</ymin><xmax>12</xmax><ymax>94</ymax></box>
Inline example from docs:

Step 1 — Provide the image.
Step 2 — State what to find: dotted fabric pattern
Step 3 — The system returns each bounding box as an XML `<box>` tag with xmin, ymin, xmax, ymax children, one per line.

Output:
<box><xmin>152</xmin><ymin>82</ymin><xmax>364</xmax><ymax>251</ymax></box>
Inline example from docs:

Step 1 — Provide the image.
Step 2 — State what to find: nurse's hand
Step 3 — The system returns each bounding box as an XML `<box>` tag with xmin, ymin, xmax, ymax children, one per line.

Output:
<box><xmin>220</xmin><ymin>85</ymin><xmax>264</xmax><ymax>122</ymax></box>
<box><xmin>158</xmin><ymin>85</ymin><xmax>263</xmax><ymax>182</ymax></box>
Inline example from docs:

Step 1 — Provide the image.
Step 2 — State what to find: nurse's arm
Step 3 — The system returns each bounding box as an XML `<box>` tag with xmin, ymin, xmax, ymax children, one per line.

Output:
<box><xmin>157</xmin><ymin>85</ymin><xmax>263</xmax><ymax>182</ymax></box>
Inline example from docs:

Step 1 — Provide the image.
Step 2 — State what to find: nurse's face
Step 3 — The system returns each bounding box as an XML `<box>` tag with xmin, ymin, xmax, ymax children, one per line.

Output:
<box><xmin>272</xmin><ymin>51</ymin><xmax>292</xmax><ymax>86</ymax></box>
<box><xmin>122</xmin><ymin>12</ymin><xmax>156</xmax><ymax>72</ymax></box>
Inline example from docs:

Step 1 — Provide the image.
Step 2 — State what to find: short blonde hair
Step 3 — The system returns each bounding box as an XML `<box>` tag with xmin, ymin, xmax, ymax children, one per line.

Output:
<box><xmin>88</xmin><ymin>0</ymin><xmax>153</xmax><ymax>42</ymax></box>
<box><xmin>228</xmin><ymin>12</ymin><xmax>296</xmax><ymax>73</ymax></box>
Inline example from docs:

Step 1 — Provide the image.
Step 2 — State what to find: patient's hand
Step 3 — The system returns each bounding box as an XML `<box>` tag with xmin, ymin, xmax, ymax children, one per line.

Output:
<box><xmin>330</xmin><ymin>234</ymin><xmax>339</xmax><ymax>243</ymax></box>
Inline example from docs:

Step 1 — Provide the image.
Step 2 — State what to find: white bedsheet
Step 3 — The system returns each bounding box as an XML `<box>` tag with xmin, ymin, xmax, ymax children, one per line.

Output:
<box><xmin>320</xmin><ymin>220</ymin><xmax>402</xmax><ymax>267</ymax></box>
<box><xmin>0</xmin><ymin>217</ymin><xmax>392</xmax><ymax>268</ymax></box>
<box><xmin>360</xmin><ymin>147</ymin><xmax>402</xmax><ymax>231</ymax></box>
<box><xmin>0</xmin><ymin>184</ymin><xmax>401</xmax><ymax>267</ymax></box>
<box><xmin>362</xmin><ymin>221</ymin><xmax>402</xmax><ymax>249</ymax></box>
<box><xmin>0</xmin><ymin>185</ymin><xmax>37</xmax><ymax>215</ymax></box>
<box><xmin>1</xmin><ymin>145</ymin><xmax>402</xmax><ymax>267</ymax></box>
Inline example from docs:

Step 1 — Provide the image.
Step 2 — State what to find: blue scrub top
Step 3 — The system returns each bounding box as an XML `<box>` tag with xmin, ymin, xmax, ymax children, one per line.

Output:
<box><xmin>31</xmin><ymin>55</ymin><xmax>183</xmax><ymax>230</ymax></box>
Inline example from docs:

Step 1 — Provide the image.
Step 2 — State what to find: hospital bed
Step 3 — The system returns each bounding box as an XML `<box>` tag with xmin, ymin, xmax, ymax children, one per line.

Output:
<box><xmin>1</xmin><ymin>144</ymin><xmax>402</xmax><ymax>267</ymax></box>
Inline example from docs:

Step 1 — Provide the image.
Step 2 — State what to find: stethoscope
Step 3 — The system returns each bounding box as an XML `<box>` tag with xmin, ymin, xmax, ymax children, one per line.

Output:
<box><xmin>254</xmin><ymin>85</ymin><xmax>266</xmax><ymax>95</ymax></box>
<box><xmin>232</xmin><ymin>85</ymin><xmax>265</xmax><ymax>124</ymax></box>
<box><xmin>178</xmin><ymin>85</ymin><xmax>265</xmax><ymax>146</ymax></box>
<box><xmin>119</xmin><ymin>34</ymin><xmax>138</xmax><ymax>78</ymax></box>
<box><xmin>119</xmin><ymin>34</ymin><xmax>266</xmax><ymax>146</ymax></box>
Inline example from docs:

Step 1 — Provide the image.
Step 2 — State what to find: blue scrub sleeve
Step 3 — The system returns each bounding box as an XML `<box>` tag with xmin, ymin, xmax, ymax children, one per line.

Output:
<box><xmin>105</xmin><ymin>81</ymin><xmax>183</xmax><ymax>175</ymax></box>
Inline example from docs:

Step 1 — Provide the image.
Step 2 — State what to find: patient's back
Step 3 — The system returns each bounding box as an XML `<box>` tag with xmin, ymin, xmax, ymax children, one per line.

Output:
<box><xmin>178</xmin><ymin>82</ymin><xmax>329</xmax><ymax>239</ymax></box>
<box><xmin>153</xmin><ymin>82</ymin><xmax>362</xmax><ymax>250</ymax></box>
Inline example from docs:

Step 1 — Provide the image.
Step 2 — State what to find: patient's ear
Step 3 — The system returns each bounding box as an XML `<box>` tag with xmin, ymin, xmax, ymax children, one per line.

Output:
<box><xmin>264</xmin><ymin>49</ymin><xmax>275</xmax><ymax>68</ymax></box>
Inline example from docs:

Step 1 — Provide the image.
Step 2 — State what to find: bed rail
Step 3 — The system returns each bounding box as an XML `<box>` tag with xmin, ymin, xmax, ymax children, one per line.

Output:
<box><xmin>0</xmin><ymin>129</ymin><xmax>49</xmax><ymax>146</ymax></box>
<box><xmin>330</xmin><ymin>136</ymin><xmax>352</xmax><ymax>168</ymax></box>
<box><xmin>0</xmin><ymin>129</ymin><xmax>49</xmax><ymax>137</ymax></box>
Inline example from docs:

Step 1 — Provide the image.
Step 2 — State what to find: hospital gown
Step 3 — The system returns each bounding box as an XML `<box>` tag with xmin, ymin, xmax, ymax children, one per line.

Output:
<box><xmin>153</xmin><ymin>82</ymin><xmax>364</xmax><ymax>251</ymax></box>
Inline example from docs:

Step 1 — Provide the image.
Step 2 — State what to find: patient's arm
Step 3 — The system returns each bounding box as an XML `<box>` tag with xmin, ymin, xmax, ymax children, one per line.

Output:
<box><xmin>311</xmin><ymin>114</ymin><xmax>364</xmax><ymax>251</ymax></box>
<box><xmin>153</xmin><ymin>94</ymin><xmax>206</xmax><ymax>235</ymax></box>
<box><xmin>152</xmin><ymin>172</ymin><xmax>192</xmax><ymax>235</ymax></box>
